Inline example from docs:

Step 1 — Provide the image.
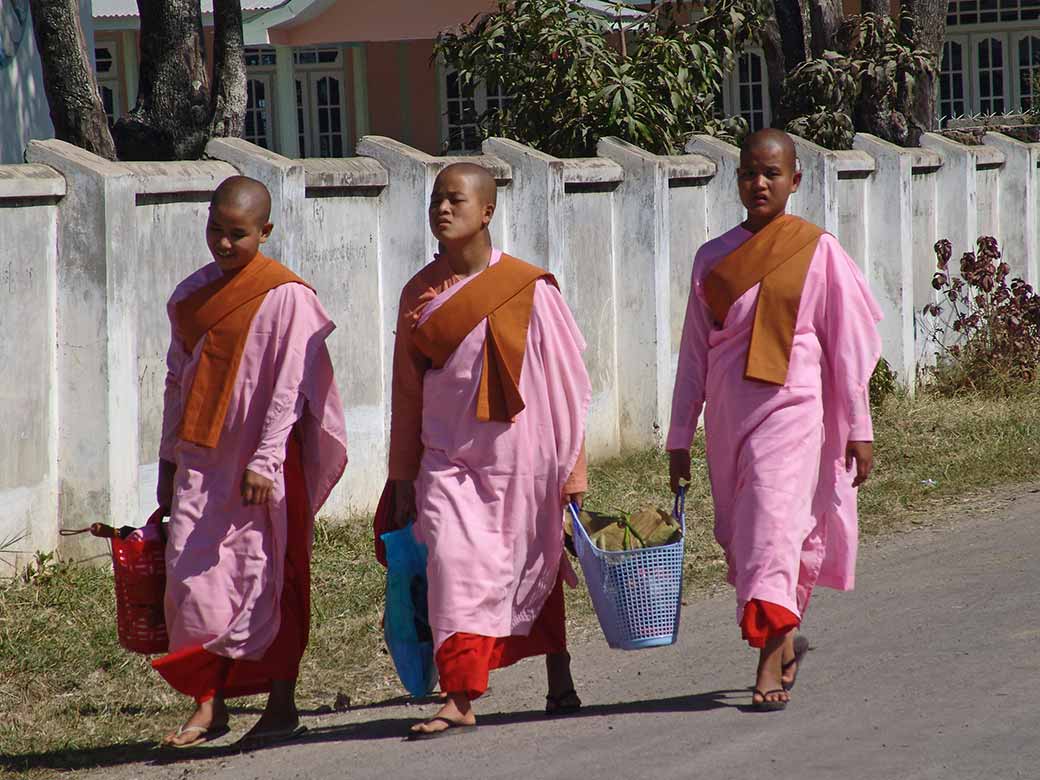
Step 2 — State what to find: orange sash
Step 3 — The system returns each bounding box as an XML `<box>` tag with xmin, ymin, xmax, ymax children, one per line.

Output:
<box><xmin>412</xmin><ymin>254</ymin><xmax>555</xmax><ymax>423</ymax></box>
<box><xmin>174</xmin><ymin>254</ymin><xmax>311</xmax><ymax>448</ymax></box>
<box><xmin>702</xmin><ymin>215</ymin><xmax>823</xmax><ymax>386</ymax></box>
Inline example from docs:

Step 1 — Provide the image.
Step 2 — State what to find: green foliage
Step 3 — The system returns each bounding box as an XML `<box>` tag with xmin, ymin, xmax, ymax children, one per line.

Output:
<box><xmin>782</xmin><ymin>13</ymin><xmax>935</xmax><ymax>150</ymax></box>
<box><xmin>434</xmin><ymin>0</ymin><xmax>770</xmax><ymax>157</ymax></box>
<box><xmin>922</xmin><ymin>237</ymin><xmax>1040</xmax><ymax>396</ymax></box>
<box><xmin>869</xmin><ymin>358</ymin><xmax>899</xmax><ymax>410</ymax></box>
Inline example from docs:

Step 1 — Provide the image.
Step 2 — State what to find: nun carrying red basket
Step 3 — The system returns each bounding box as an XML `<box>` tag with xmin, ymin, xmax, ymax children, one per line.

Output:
<box><xmin>145</xmin><ymin>177</ymin><xmax>348</xmax><ymax>748</ymax></box>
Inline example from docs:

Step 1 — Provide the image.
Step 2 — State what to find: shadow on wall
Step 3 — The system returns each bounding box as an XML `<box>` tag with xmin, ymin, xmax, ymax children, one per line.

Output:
<box><xmin>0</xmin><ymin>1</ymin><xmax>84</xmax><ymax>164</ymax></box>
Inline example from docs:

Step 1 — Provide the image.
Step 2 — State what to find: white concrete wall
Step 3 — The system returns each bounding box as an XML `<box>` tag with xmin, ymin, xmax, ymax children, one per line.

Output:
<box><xmin>2</xmin><ymin>129</ymin><xmax>1038</xmax><ymax>560</ymax></box>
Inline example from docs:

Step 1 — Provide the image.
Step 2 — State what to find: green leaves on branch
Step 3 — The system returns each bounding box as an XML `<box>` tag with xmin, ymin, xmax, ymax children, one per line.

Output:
<box><xmin>781</xmin><ymin>12</ymin><xmax>936</xmax><ymax>150</ymax></box>
<box><xmin>434</xmin><ymin>0</ymin><xmax>769</xmax><ymax>157</ymax></box>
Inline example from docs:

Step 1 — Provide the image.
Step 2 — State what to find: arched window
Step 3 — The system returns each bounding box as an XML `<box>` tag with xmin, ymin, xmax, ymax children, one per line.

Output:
<box><xmin>977</xmin><ymin>37</ymin><xmax>1006</xmax><ymax>114</ymax></box>
<box><xmin>737</xmin><ymin>51</ymin><xmax>769</xmax><ymax>132</ymax></box>
<box><xmin>939</xmin><ymin>40</ymin><xmax>968</xmax><ymax>123</ymax></box>
<box><xmin>1018</xmin><ymin>35</ymin><xmax>1040</xmax><ymax>110</ymax></box>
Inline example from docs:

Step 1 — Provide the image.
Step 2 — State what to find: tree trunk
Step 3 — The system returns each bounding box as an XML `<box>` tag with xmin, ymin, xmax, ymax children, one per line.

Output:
<box><xmin>28</xmin><ymin>0</ymin><xmax>117</xmax><ymax>160</ymax></box>
<box><xmin>807</xmin><ymin>0</ymin><xmax>843</xmax><ymax>58</ymax></box>
<box><xmin>210</xmin><ymin>0</ymin><xmax>246</xmax><ymax>139</ymax></box>
<box><xmin>112</xmin><ymin>0</ymin><xmax>210</xmax><ymax>161</ymax></box>
<box><xmin>901</xmin><ymin>0</ymin><xmax>947</xmax><ymax>133</ymax></box>
<box><xmin>772</xmin><ymin>0</ymin><xmax>808</xmax><ymax>69</ymax></box>
<box><xmin>760</xmin><ymin>15</ymin><xmax>787</xmax><ymax>127</ymax></box>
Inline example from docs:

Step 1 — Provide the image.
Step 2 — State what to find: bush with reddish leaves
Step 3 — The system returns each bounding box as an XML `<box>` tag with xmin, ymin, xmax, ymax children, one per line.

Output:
<box><xmin>923</xmin><ymin>237</ymin><xmax>1040</xmax><ymax>394</ymax></box>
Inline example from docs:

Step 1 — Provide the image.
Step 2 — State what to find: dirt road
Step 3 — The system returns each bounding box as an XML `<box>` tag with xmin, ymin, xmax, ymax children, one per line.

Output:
<box><xmin>82</xmin><ymin>487</ymin><xmax>1040</xmax><ymax>780</ymax></box>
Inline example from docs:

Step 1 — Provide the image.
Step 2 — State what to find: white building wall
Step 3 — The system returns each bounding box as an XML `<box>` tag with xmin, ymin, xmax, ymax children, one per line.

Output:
<box><xmin>2</xmin><ymin>129</ymin><xmax>1038</xmax><ymax>563</ymax></box>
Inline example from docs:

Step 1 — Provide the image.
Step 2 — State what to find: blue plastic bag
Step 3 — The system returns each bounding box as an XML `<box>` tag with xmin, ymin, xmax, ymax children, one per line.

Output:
<box><xmin>381</xmin><ymin>523</ymin><xmax>438</xmax><ymax>698</ymax></box>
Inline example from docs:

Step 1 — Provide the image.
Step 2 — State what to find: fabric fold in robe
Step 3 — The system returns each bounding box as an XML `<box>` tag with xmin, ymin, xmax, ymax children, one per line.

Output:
<box><xmin>667</xmin><ymin>224</ymin><xmax>882</xmax><ymax>640</ymax></box>
<box><xmin>740</xmin><ymin>598</ymin><xmax>801</xmax><ymax>649</ymax></box>
<box><xmin>436</xmin><ymin>576</ymin><xmax>567</xmax><ymax>699</ymax></box>
<box><xmin>154</xmin><ymin>257</ymin><xmax>347</xmax><ymax>697</ymax></box>
<box><xmin>152</xmin><ymin>436</ymin><xmax>311</xmax><ymax>700</ymax></box>
<box><xmin>402</xmin><ymin>249</ymin><xmax>590</xmax><ymax>652</ymax></box>
<box><xmin>412</xmin><ymin>253</ymin><xmax>556</xmax><ymax>423</ymax></box>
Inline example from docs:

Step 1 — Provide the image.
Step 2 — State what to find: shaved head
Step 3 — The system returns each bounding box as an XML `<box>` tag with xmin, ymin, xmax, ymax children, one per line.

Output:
<box><xmin>740</xmin><ymin>129</ymin><xmax>798</xmax><ymax>172</ymax></box>
<box><xmin>435</xmin><ymin>162</ymin><xmax>498</xmax><ymax>208</ymax></box>
<box><xmin>211</xmin><ymin>175</ymin><xmax>272</xmax><ymax>227</ymax></box>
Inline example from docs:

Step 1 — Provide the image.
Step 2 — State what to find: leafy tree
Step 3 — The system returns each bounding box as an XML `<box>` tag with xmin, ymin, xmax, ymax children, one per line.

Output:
<box><xmin>434</xmin><ymin>0</ymin><xmax>770</xmax><ymax>157</ymax></box>
<box><xmin>781</xmin><ymin>12</ymin><xmax>935</xmax><ymax>149</ymax></box>
<box><xmin>29</xmin><ymin>0</ymin><xmax>247</xmax><ymax>161</ymax></box>
<box><xmin>766</xmin><ymin>0</ymin><xmax>947</xmax><ymax>149</ymax></box>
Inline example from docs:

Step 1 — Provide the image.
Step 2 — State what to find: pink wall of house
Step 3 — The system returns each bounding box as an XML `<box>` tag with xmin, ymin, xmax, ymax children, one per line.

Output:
<box><xmin>269</xmin><ymin>0</ymin><xmax>497</xmax><ymax>45</ymax></box>
<box><xmin>365</xmin><ymin>40</ymin><xmax>442</xmax><ymax>155</ymax></box>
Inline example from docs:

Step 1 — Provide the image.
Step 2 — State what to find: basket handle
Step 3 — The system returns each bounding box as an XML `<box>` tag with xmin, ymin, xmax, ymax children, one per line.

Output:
<box><xmin>673</xmin><ymin>485</ymin><xmax>687</xmax><ymax>537</ymax></box>
<box><xmin>567</xmin><ymin>501</ymin><xmax>591</xmax><ymax>548</ymax></box>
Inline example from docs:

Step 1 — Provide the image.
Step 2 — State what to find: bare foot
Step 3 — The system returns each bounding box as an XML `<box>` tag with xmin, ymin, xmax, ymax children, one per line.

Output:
<box><xmin>752</xmin><ymin>634</ymin><xmax>791</xmax><ymax>707</ymax></box>
<box><xmin>780</xmin><ymin>632</ymin><xmax>799</xmax><ymax>689</ymax></box>
<box><xmin>410</xmin><ymin>693</ymin><xmax>476</xmax><ymax>735</ymax></box>
<box><xmin>162</xmin><ymin>697</ymin><xmax>228</xmax><ymax>747</ymax></box>
<box><xmin>241</xmin><ymin>679</ymin><xmax>301</xmax><ymax>742</ymax></box>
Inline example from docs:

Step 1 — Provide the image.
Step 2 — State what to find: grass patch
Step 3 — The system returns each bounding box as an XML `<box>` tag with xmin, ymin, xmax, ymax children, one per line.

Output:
<box><xmin>4</xmin><ymin>388</ymin><xmax>1040</xmax><ymax>777</ymax></box>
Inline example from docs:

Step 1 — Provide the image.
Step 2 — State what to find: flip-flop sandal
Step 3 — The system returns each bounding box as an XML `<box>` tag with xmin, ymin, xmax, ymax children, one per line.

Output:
<box><xmin>782</xmin><ymin>634</ymin><xmax>810</xmax><ymax>692</ymax></box>
<box><xmin>545</xmin><ymin>689</ymin><xmax>582</xmax><ymax>717</ymax></box>
<box><xmin>161</xmin><ymin>723</ymin><xmax>230</xmax><ymax>749</ymax></box>
<box><xmin>407</xmin><ymin>716</ymin><xmax>478</xmax><ymax>741</ymax></box>
<box><xmin>235</xmin><ymin>724</ymin><xmax>308</xmax><ymax>751</ymax></box>
<box><xmin>751</xmin><ymin>688</ymin><xmax>788</xmax><ymax>712</ymax></box>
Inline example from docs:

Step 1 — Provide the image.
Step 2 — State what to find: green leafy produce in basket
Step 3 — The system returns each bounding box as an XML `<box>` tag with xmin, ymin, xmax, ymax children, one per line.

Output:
<box><xmin>565</xmin><ymin>507</ymin><xmax>681</xmax><ymax>552</ymax></box>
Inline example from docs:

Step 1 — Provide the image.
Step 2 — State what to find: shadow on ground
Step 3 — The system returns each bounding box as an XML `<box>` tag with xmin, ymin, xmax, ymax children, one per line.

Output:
<box><xmin>2</xmin><ymin>689</ymin><xmax>745</xmax><ymax>774</ymax></box>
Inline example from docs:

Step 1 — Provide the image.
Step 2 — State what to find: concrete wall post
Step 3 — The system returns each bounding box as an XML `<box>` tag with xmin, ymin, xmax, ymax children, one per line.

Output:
<box><xmin>983</xmin><ymin>132</ymin><xmax>1040</xmax><ymax>287</ymax></box>
<box><xmin>853</xmin><ymin>134</ymin><xmax>916</xmax><ymax>388</ymax></box>
<box><xmin>25</xmin><ymin>140</ymin><xmax>139</xmax><ymax>560</ymax></box>
<box><xmin>597</xmin><ymin>137</ymin><xmax>670</xmax><ymax>449</ymax></box>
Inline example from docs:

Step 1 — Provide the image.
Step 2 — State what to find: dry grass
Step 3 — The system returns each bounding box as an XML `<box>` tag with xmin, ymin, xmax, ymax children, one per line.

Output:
<box><xmin>4</xmin><ymin>388</ymin><xmax>1040</xmax><ymax>777</ymax></box>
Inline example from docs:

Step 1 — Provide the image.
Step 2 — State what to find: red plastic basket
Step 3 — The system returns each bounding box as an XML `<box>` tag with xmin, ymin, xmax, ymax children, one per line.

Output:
<box><xmin>110</xmin><ymin>521</ymin><xmax>169</xmax><ymax>655</ymax></box>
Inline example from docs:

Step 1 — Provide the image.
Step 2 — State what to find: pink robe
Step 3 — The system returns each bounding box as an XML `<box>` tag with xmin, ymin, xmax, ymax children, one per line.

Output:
<box><xmin>667</xmin><ymin>225</ymin><xmax>882</xmax><ymax>623</ymax></box>
<box><xmin>159</xmin><ymin>263</ymin><xmax>348</xmax><ymax>663</ymax></box>
<box><xmin>412</xmin><ymin>250</ymin><xmax>591</xmax><ymax>651</ymax></box>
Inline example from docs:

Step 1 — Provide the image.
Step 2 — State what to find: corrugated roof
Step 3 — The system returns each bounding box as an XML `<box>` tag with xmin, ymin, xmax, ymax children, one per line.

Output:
<box><xmin>93</xmin><ymin>0</ymin><xmax>283</xmax><ymax>18</ymax></box>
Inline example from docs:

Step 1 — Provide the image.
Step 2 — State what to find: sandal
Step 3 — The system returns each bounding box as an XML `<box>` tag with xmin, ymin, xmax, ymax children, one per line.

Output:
<box><xmin>407</xmin><ymin>716</ymin><xmax>478</xmax><ymax>741</ymax></box>
<box><xmin>160</xmin><ymin>722</ymin><xmax>230</xmax><ymax>749</ymax></box>
<box><xmin>782</xmin><ymin>634</ymin><xmax>810</xmax><ymax>692</ymax></box>
<box><xmin>545</xmin><ymin>688</ymin><xmax>582</xmax><ymax>717</ymax></box>
<box><xmin>751</xmin><ymin>688</ymin><xmax>788</xmax><ymax>712</ymax></box>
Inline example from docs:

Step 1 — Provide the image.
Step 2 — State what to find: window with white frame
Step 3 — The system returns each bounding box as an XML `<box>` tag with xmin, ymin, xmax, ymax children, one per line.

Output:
<box><xmin>737</xmin><ymin>51</ymin><xmax>768</xmax><ymax>132</ymax></box>
<box><xmin>977</xmin><ymin>36</ymin><xmax>1007</xmax><ymax>113</ymax></box>
<box><xmin>94</xmin><ymin>44</ymin><xmax>120</xmax><ymax>127</ymax></box>
<box><xmin>940</xmin><ymin>39</ymin><xmax>969</xmax><ymax>122</ymax></box>
<box><xmin>244</xmin><ymin>77</ymin><xmax>271</xmax><ymax>149</ymax></box>
<box><xmin>1017</xmin><ymin>34</ymin><xmax>1040</xmax><ymax>108</ymax></box>
<box><xmin>719</xmin><ymin>49</ymin><xmax>771</xmax><ymax>131</ymax></box>
<box><xmin>294</xmin><ymin>47</ymin><xmax>348</xmax><ymax>158</ymax></box>
<box><xmin>441</xmin><ymin>68</ymin><xmax>513</xmax><ymax>154</ymax></box>
<box><xmin>947</xmin><ymin>0</ymin><xmax>1040</xmax><ymax>25</ymax></box>
<box><xmin>244</xmin><ymin>47</ymin><xmax>277</xmax><ymax>67</ymax></box>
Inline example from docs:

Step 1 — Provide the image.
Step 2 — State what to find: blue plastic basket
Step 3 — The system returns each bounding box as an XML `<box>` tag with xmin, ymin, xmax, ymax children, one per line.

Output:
<box><xmin>569</xmin><ymin>487</ymin><xmax>686</xmax><ymax>650</ymax></box>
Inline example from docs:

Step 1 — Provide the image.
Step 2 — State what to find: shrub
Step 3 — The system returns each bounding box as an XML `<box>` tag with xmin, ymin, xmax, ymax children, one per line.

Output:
<box><xmin>433</xmin><ymin>0</ymin><xmax>769</xmax><ymax>157</ymax></box>
<box><xmin>921</xmin><ymin>237</ymin><xmax>1040</xmax><ymax>395</ymax></box>
<box><xmin>782</xmin><ymin>12</ymin><xmax>934</xmax><ymax>150</ymax></box>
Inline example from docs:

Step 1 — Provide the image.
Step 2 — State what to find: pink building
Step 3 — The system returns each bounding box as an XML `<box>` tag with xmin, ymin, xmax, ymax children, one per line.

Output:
<box><xmin>90</xmin><ymin>0</ymin><xmax>1040</xmax><ymax>158</ymax></box>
